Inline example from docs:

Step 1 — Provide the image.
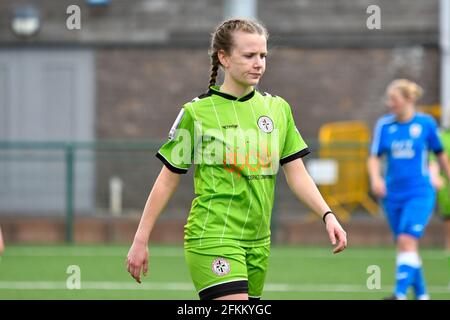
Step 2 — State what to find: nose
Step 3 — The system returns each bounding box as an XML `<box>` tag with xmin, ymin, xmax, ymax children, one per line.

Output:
<box><xmin>254</xmin><ymin>56</ymin><xmax>264</xmax><ymax>68</ymax></box>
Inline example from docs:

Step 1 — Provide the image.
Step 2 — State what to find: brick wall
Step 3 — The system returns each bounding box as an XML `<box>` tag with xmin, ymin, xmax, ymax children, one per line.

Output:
<box><xmin>96</xmin><ymin>47</ymin><xmax>440</xmax><ymax>140</ymax></box>
<box><xmin>0</xmin><ymin>215</ymin><xmax>445</xmax><ymax>247</ymax></box>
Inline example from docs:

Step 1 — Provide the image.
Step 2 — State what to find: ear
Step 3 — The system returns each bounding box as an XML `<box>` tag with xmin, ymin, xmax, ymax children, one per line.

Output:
<box><xmin>217</xmin><ymin>49</ymin><xmax>229</xmax><ymax>69</ymax></box>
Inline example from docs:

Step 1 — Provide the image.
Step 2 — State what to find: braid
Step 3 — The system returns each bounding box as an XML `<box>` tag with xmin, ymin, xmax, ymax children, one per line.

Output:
<box><xmin>208</xmin><ymin>53</ymin><xmax>219</xmax><ymax>88</ymax></box>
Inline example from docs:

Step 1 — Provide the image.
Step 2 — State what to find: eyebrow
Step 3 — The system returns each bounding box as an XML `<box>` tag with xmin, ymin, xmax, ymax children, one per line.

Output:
<box><xmin>242</xmin><ymin>51</ymin><xmax>268</xmax><ymax>55</ymax></box>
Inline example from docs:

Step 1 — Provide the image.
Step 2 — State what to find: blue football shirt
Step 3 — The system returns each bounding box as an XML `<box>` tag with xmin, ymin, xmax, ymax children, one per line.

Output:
<box><xmin>370</xmin><ymin>112</ymin><xmax>443</xmax><ymax>199</ymax></box>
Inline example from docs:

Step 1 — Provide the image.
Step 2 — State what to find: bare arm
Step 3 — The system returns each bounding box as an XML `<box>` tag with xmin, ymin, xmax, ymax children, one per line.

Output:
<box><xmin>437</xmin><ymin>152</ymin><xmax>450</xmax><ymax>181</ymax></box>
<box><xmin>282</xmin><ymin>158</ymin><xmax>347</xmax><ymax>254</ymax></box>
<box><xmin>429</xmin><ymin>159</ymin><xmax>445</xmax><ymax>190</ymax></box>
<box><xmin>282</xmin><ymin>158</ymin><xmax>331</xmax><ymax>215</ymax></box>
<box><xmin>367</xmin><ymin>155</ymin><xmax>386</xmax><ymax>198</ymax></box>
<box><xmin>133</xmin><ymin>166</ymin><xmax>181</xmax><ymax>244</ymax></box>
<box><xmin>126</xmin><ymin>165</ymin><xmax>181</xmax><ymax>283</ymax></box>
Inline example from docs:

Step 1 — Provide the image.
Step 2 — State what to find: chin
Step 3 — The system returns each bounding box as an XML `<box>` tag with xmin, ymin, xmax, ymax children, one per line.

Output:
<box><xmin>246</xmin><ymin>79</ymin><xmax>260</xmax><ymax>86</ymax></box>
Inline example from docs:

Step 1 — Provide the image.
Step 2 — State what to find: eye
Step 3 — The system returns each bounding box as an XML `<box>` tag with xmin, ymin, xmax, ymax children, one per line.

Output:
<box><xmin>244</xmin><ymin>54</ymin><xmax>254</xmax><ymax>58</ymax></box>
<box><xmin>260</xmin><ymin>54</ymin><xmax>267</xmax><ymax>59</ymax></box>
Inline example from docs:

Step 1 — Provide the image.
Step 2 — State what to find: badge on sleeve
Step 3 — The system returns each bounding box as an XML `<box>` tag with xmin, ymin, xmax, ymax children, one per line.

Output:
<box><xmin>168</xmin><ymin>108</ymin><xmax>185</xmax><ymax>141</ymax></box>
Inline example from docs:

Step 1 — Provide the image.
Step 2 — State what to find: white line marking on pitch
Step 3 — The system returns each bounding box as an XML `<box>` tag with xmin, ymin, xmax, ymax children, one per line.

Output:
<box><xmin>3</xmin><ymin>249</ymin><xmax>446</xmax><ymax>260</ymax></box>
<box><xmin>0</xmin><ymin>282</ymin><xmax>448</xmax><ymax>294</ymax></box>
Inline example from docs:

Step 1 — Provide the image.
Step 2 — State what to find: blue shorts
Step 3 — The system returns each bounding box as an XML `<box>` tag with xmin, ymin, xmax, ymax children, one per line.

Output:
<box><xmin>382</xmin><ymin>193</ymin><xmax>435</xmax><ymax>240</ymax></box>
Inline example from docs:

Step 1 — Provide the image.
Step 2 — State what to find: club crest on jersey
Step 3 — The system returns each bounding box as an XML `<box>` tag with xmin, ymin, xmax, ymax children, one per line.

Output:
<box><xmin>257</xmin><ymin>116</ymin><xmax>274</xmax><ymax>133</ymax></box>
<box><xmin>211</xmin><ymin>257</ymin><xmax>231</xmax><ymax>276</ymax></box>
<box><xmin>409</xmin><ymin>124</ymin><xmax>422</xmax><ymax>138</ymax></box>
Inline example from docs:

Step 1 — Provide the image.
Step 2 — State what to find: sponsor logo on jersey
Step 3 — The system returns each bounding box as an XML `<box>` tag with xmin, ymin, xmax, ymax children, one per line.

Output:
<box><xmin>211</xmin><ymin>257</ymin><xmax>231</xmax><ymax>276</ymax></box>
<box><xmin>223</xmin><ymin>144</ymin><xmax>274</xmax><ymax>177</ymax></box>
<box><xmin>257</xmin><ymin>116</ymin><xmax>274</xmax><ymax>133</ymax></box>
<box><xmin>391</xmin><ymin>140</ymin><xmax>415</xmax><ymax>159</ymax></box>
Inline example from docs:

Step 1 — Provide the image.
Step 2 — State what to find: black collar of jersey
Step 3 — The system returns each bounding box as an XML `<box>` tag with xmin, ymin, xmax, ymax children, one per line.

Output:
<box><xmin>207</xmin><ymin>86</ymin><xmax>255</xmax><ymax>102</ymax></box>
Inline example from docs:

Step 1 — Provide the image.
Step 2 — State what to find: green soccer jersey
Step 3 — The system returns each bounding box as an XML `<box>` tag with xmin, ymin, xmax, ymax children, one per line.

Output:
<box><xmin>156</xmin><ymin>85</ymin><xmax>309</xmax><ymax>247</ymax></box>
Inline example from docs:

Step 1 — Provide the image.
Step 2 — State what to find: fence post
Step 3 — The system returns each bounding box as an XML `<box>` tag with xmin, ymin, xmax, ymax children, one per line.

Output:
<box><xmin>65</xmin><ymin>143</ymin><xmax>75</xmax><ymax>243</ymax></box>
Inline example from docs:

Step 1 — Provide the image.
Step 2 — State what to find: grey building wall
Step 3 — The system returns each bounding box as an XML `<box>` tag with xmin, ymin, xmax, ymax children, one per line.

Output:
<box><xmin>0</xmin><ymin>0</ymin><xmax>441</xmax><ymax>215</ymax></box>
<box><xmin>0</xmin><ymin>0</ymin><xmax>439</xmax><ymax>47</ymax></box>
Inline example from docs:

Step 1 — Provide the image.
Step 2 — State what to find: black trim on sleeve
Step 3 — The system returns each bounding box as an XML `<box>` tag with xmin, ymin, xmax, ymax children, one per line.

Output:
<box><xmin>434</xmin><ymin>149</ymin><xmax>444</xmax><ymax>156</ymax></box>
<box><xmin>280</xmin><ymin>148</ymin><xmax>311</xmax><ymax>166</ymax></box>
<box><xmin>199</xmin><ymin>280</ymin><xmax>248</xmax><ymax>300</ymax></box>
<box><xmin>155</xmin><ymin>152</ymin><xmax>188</xmax><ymax>174</ymax></box>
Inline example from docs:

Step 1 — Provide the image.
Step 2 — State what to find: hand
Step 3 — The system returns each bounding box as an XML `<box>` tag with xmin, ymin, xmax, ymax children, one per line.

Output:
<box><xmin>431</xmin><ymin>175</ymin><xmax>445</xmax><ymax>190</ymax></box>
<box><xmin>324</xmin><ymin>213</ymin><xmax>347</xmax><ymax>254</ymax></box>
<box><xmin>126</xmin><ymin>240</ymin><xmax>149</xmax><ymax>284</ymax></box>
<box><xmin>371</xmin><ymin>176</ymin><xmax>386</xmax><ymax>198</ymax></box>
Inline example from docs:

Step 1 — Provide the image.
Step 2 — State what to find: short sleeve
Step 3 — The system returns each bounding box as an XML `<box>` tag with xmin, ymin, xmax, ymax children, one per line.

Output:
<box><xmin>427</xmin><ymin>117</ymin><xmax>444</xmax><ymax>154</ymax></box>
<box><xmin>279</xmin><ymin>100</ymin><xmax>310</xmax><ymax>165</ymax></box>
<box><xmin>156</xmin><ymin>106</ymin><xmax>195</xmax><ymax>174</ymax></box>
<box><xmin>370</xmin><ymin>118</ymin><xmax>386</xmax><ymax>157</ymax></box>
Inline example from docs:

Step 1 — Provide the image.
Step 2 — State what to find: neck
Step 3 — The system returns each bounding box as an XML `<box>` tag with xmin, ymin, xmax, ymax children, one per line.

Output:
<box><xmin>219</xmin><ymin>75</ymin><xmax>253</xmax><ymax>97</ymax></box>
<box><xmin>396</xmin><ymin>107</ymin><xmax>415</xmax><ymax>123</ymax></box>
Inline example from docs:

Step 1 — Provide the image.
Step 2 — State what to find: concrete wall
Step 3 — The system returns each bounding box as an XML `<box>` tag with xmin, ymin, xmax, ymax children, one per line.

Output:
<box><xmin>0</xmin><ymin>0</ymin><xmax>439</xmax><ymax>46</ymax></box>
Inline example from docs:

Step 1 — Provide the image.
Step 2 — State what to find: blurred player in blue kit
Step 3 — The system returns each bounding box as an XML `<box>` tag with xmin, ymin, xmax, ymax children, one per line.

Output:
<box><xmin>368</xmin><ymin>79</ymin><xmax>450</xmax><ymax>300</ymax></box>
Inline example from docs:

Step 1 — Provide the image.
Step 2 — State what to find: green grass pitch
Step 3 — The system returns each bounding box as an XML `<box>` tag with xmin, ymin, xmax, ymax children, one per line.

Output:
<box><xmin>0</xmin><ymin>245</ymin><xmax>448</xmax><ymax>299</ymax></box>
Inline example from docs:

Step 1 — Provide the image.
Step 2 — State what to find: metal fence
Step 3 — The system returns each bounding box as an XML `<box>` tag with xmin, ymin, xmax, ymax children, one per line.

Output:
<box><xmin>0</xmin><ymin>140</ymin><xmax>378</xmax><ymax>242</ymax></box>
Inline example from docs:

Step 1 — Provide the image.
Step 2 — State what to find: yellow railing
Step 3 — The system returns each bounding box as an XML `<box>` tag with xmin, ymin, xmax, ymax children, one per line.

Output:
<box><xmin>316</xmin><ymin>121</ymin><xmax>380</xmax><ymax>221</ymax></box>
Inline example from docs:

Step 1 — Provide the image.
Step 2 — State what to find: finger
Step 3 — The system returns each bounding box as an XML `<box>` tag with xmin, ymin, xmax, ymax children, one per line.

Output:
<box><xmin>328</xmin><ymin>228</ymin><xmax>336</xmax><ymax>246</ymax></box>
<box><xmin>143</xmin><ymin>258</ymin><xmax>148</xmax><ymax>276</ymax></box>
<box><xmin>128</xmin><ymin>261</ymin><xmax>141</xmax><ymax>283</ymax></box>
<box><xmin>126</xmin><ymin>260</ymin><xmax>132</xmax><ymax>274</ymax></box>
<box><xmin>333</xmin><ymin>232</ymin><xmax>347</xmax><ymax>254</ymax></box>
<box><xmin>333</xmin><ymin>241</ymin><xmax>345</xmax><ymax>254</ymax></box>
<box><xmin>333</xmin><ymin>233</ymin><xmax>344</xmax><ymax>253</ymax></box>
<box><xmin>131</xmin><ymin>265</ymin><xmax>141</xmax><ymax>283</ymax></box>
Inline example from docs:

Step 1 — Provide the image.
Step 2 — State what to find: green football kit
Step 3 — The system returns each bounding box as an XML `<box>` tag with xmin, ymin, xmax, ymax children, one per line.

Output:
<box><xmin>156</xmin><ymin>85</ymin><xmax>309</xmax><ymax>299</ymax></box>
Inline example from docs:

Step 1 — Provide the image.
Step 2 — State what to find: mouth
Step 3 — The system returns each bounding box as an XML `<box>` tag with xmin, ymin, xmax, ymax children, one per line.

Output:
<box><xmin>249</xmin><ymin>73</ymin><xmax>262</xmax><ymax>77</ymax></box>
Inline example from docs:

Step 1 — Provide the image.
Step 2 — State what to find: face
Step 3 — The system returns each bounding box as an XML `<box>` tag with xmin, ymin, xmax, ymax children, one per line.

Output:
<box><xmin>219</xmin><ymin>30</ymin><xmax>267</xmax><ymax>88</ymax></box>
<box><xmin>386</xmin><ymin>87</ymin><xmax>412</xmax><ymax>115</ymax></box>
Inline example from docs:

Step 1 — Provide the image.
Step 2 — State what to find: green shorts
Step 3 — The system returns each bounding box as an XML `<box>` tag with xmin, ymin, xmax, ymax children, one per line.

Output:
<box><xmin>438</xmin><ymin>182</ymin><xmax>450</xmax><ymax>219</ymax></box>
<box><xmin>184</xmin><ymin>243</ymin><xmax>270</xmax><ymax>300</ymax></box>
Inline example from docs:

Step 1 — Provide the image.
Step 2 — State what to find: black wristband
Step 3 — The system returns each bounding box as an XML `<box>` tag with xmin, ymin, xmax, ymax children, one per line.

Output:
<box><xmin>322</xmin><ymin>211</ymin><xmax>334</xmax><ymax>224</ymax></box>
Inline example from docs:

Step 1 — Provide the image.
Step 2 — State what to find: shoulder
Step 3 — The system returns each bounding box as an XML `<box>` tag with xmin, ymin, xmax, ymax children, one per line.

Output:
<box><xmin>374</xmin><ymin>114</ymin><xmax>396</xmax><ymax>128</ymax></box>
<box><xmin>259</xmin><ymin>90</ymin><xmax>279</xmax><ymax>98</ymax></box>
<box><xmin>415</xmin><ymin>112</ymin><xmax>437</xmax><ymax>127</ymax></box>
<box><xmin>258</xmin><ymin>91</ymin><xmax>292</xmax><ymax>114</ymax></box>
<box><xmin>181</xmin><ymin>91</ymin><xmax>213</xmax><ymax>114</ymax></box>
<box><xmin>258</xmin><ymin>90</ymin><xmax>285</xmax><ymax>104</ymax></box>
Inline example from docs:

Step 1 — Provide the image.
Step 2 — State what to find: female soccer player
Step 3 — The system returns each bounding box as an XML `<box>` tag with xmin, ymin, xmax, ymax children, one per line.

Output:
<box><xmin>126</xmin><ymin>19</ymin><xmax>347</xmax><ymax>300</ymax></box>
<box><xmin>368</xmin><ymin>79</ymin><xmax>450</xmax><ymax>300</ymax></box>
